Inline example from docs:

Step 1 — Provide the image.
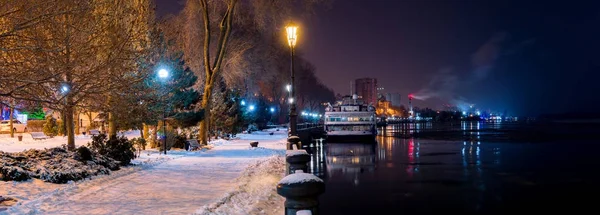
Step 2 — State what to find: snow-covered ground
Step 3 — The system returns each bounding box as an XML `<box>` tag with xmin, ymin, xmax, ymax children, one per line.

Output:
<box><xmin>1</xmin><ymin>129</ymin><xmax>288</xmax><ymax>215</ymax></box>
<box><xmin>0</xmin><ymin>131</ymin><xmax>142</xmax><ymax>153</ymax></box>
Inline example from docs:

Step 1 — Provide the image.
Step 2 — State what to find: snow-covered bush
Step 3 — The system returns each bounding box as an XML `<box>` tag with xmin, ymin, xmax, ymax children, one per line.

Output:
<box><xmin>76</xmin><ymin>146</ymin><xmax>93</xmax><ymax>161</ymax></box>
<box><xmin>130</xmin><ymin>137</ymin><xmax>147</xmax><ymax>158</ymax></box>
<box><xmin>0</xmin><ymin>148</ymin><xmax>120</xmax><ymax>183</ymax></box>
<box><xmin>88</xmin><ymin>134</ymin><xmax>135</xmax><ymax>166</ymax></box>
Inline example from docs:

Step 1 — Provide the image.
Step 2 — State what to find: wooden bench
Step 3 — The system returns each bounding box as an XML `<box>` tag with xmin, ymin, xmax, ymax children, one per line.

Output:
<box><xmin>186</xmin><ymin>139</ymin><xmax>200</xmax><ymax>151</ymax></box>
<box><xmin>30</xmin><ymin>132</ymin><xmax>50</xmax><ymax>140</ymax></box>
<box><xmin>89</xmin><ymin>129</ymin><xmax>101</xmax><ymax>136</ymax></box>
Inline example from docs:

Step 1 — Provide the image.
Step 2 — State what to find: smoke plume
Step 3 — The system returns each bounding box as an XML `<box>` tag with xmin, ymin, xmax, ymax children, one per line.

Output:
<box><xmin>412</xmin><ymin>32</ymin><xmax>511</xmax><ymax>108</ymax></box>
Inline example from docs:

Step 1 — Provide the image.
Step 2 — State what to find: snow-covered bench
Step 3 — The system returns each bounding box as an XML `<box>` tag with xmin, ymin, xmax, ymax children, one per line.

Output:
<box><xmin>30</xmin><ymin>132</ymin><xmax>50</xmax><ymax>140</ymax></box>
<box><xmin>89</xmin><ymin>129</ymin><xmax>101</xmax><ymax>136</ymax></box>
<box><xmin>186</xmin><ymin>139</ymin><xmax>200</xmax><ymax>151</ymax></box>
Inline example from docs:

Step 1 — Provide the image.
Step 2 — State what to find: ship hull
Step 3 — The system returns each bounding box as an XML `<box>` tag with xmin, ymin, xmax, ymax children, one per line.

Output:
<box><xmin>325</xmin><ymin>132</ymin><xmax>377</xmax><ymax>143</ymax></box>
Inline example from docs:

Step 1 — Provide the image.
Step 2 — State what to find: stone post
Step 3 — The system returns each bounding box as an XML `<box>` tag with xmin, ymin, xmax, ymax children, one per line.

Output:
<box><xmin>287</xmin><ymin>135</ymin><xmax>301</xmax><ymax>150</ymax></box>
<box><xmin>286</xmin><ymin>150</ymin><xmax>310</xmax><ymax>175</ymax></box>
<box><xmin>277</xmin><ymin>170</ymin><xmax>325</xmax><ymax>215</ymax></box>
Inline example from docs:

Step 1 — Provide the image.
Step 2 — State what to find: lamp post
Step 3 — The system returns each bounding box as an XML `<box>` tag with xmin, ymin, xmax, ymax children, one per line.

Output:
<box><xmin>286</xmin><ymin>24</ymin><xmax>298</xmax><ymax>137</ymax></box>
<box><xmin>158</xmin><ymin>68</ymin><xmax>169</xmax><ymax>155</ymax></box>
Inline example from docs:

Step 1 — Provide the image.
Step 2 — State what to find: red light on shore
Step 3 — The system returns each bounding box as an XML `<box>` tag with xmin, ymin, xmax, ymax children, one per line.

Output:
<box><xmin>408</xmin><ymin>94</ymin><xmax>414</xmax><ymax>100</ymax></box>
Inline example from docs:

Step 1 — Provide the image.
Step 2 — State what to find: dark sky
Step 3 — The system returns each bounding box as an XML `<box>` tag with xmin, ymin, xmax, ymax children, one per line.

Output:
<box><xmin>155</xmin><ymin>0</ymin><xmax>600</xmax><ymax>116</ymax></box>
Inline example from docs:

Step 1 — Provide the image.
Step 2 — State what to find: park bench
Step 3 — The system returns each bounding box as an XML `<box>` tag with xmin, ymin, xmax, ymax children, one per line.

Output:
<box><xmin>89</xmin><ymin>129</ymin><xmax>101</xmax><ymax>136</ymax></box>
<box><xmin>30</xmin><ymin>132</ymin><xmax>50</xmax><ymax>140</ymax></box>
<box><xmin>186</xmin><ymin>139</ymin><xmax>200</xmax><ymax>151</ymax></box>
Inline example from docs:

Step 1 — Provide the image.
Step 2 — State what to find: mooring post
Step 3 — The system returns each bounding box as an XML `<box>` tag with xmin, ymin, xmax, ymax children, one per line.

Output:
<box><xmin>277</xmin><ymin>170</ymin><xmax>325</xmax><ymax>215</ymax></box>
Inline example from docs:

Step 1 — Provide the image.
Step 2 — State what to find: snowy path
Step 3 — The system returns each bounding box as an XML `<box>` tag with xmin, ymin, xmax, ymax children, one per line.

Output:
<box><xmin>2</xmin><ymin>130</ymin><xmax>287</xmax><ymax>215</ymax></box>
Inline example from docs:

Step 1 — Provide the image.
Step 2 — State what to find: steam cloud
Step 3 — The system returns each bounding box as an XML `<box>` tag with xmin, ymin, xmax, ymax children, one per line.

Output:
<box><xmin>412</xmin><ymin>32</ymin><xmax>522</xmax><ymax>109</ymax></box>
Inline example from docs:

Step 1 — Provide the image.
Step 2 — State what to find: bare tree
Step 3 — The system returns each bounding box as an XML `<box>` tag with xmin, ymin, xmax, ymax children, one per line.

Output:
<box><xmin>0</xmin><ymin>0</ymin><xmax>153</xmax><ymax>150</ymax></box>
<box><xmin>173</xmin><ymin>0</ymin><xmax>326</xmax><ymax>144</ymax></box>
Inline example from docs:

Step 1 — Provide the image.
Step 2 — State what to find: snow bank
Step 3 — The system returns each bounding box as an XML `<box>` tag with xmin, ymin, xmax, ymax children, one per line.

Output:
<box><xmin>278</xmin><ymin>172</ymin><xmax>323</xmax><ymax>185</ymax></box>
<box><xmin>194</xmin><ymin>156</ymin><xmax>286</xmax><ymax>215</ymax></box>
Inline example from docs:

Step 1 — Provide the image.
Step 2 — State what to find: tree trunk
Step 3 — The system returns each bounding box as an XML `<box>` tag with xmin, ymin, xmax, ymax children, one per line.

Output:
<box><xmin>108</xmin><ymin>112</ymin><xmax>116</xmax><ymax>137</ymax></box>
<box><xmin>66</xmin><ymin>103</ymin><xmax>75</xmax><ymax>151</ymax></box>
<box><xmin>61</xmin><ymin>111</ymin><xmax>66</xmax><ymax>136</ymax></box>
<box><xmin>74</xmin><ymin>108</ymin><xmax>80</xmax><ymax>135</ymax></box>
<box><xmin>9</xmin><ymin>105</ymin><xmax>14</xmax><ymax>138</ymax></box>
<box><xmin>87</xmin><ymin>112</ymin><xmax>93</xmax><ymax>132</ymax></box>
<box><xmin>150</xmin><ymin>125</ymin><xmax>157</xmax><ymax>148</ymax></box>
<box><xmin>198</xmin><ymin>83</ymin><xmax>213</xmax><ymax>144</ymax></box>
<box><xmin>143</xmin><ymin>123</ymin><xmax>149</xmax><ymax>140</ymax></box>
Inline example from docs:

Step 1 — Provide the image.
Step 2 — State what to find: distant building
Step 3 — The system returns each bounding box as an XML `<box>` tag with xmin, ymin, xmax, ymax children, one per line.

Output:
<box><xmin>385</xmin><ymin>93</ymin><xmax>401</xmax><ymax>107</ymax></box>
<box><xmin>354</xmin><ymin>78</ymin><xmax>378</xmax><ymax>106</ymax></box>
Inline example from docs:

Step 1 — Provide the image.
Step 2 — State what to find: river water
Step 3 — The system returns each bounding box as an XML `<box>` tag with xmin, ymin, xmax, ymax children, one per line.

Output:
<box><xmin>304</xmin><ymin>122</ymin><xmax>600</xmax><ymax>214</ymax></box>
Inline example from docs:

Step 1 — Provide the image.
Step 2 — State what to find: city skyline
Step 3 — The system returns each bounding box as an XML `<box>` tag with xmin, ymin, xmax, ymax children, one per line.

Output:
<box><xmin>154</xmin><ymin>0</ymin><xmax>600</xmax><ymax>116</ymax></box>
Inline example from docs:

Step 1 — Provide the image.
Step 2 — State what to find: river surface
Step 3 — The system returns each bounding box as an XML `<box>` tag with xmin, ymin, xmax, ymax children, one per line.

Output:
<box><xmin>304</xmin><ymin>122</ymin><xmax>600</xmax><ymax>214</ymax></box>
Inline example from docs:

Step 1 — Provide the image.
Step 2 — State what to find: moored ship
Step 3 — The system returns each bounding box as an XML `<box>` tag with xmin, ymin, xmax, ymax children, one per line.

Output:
<box><xmin>324</xmin><ymin>94</ymin><xmax>377</xmax><ymax>142</ymax></box>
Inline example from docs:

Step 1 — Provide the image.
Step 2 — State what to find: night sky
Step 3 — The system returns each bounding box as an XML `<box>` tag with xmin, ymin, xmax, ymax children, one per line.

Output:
<box><xmin>155</xmin><ymin>0</ymin><xmax>600</xmax><ymax>116</ymax></box>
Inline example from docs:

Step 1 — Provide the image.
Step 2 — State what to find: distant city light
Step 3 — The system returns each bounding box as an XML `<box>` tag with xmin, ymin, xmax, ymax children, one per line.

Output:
<box><xmin>476</xmin><ymin>111</ymin><xmax>481</xmax><ymax>116</ymax></box>
<box><xmin>462</xmin><ymin>111</ymin><xmax>467</xmax><ymax>115</ymax></box>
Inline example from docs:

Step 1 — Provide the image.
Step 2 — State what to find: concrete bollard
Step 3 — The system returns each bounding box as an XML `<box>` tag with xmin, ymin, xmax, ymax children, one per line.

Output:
<box><xmin>286</xmin><ymin>150</ymin><xmax>310</xmax><ymax>175</ymax></box>
<box><xmin>287</xmin><ymin>136</ymin><xmax>301</xmax><ymax>150</ymax></box>
<box><xmin>277</xmin><ymin>170</ymin><xmax>325</xmax><ymax>215</ymax></box>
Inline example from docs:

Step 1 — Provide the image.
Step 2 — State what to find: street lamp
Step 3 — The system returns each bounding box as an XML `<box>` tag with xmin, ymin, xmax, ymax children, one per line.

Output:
<box><xmin>158</xmin><ymin>68</ymin><xmax>169</xmax><ymax>155</ymax></box>
<box><xmin>286</xmin><ymin>23</ymin><xmax>298</xmax><ymax>137</ymax></box>
<box><xmin>61</xmin><ymin>84</ymin><xmax>70</xmax><ymax>94</ymax></box>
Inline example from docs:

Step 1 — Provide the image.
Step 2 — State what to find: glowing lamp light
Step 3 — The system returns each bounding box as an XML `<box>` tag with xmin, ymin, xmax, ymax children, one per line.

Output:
<box><xmin>318</xmin><ymin>114</ymin><xmax>322</xmax><ymax>117</ymax></box>
<box><xmin>285</xmin><ymin>25</ymin><xmax>298</xmax><ymax>47</ymax></box>
<box><xmin>61</xmin><ymin>85</ymin><xmax>69</xmax><ymax>93</ymax></box>
<box><xmin>286</xmin><ymin>84</ymin><xmax>291</xmax><ymax>92</ymax></box>
<box><xmin>462</xmin><ymin>111</ymin><xmax>467</xmax><ymax>115</ymax></box>
<box><xmin>158</xmin><ymin>68</ymin><xmax>169</xmax><ymax>79</ymax></box>
<box><xmin>241</xmin><ymin>100</ymin><xmax>246</xmax><ymax>106</ymax></box>
<box><xmin>476</xmin><ymin>111</ymin><xmax>481</xmax><ymax>116</ymax></box>
<box><xmin>288</xmin><ymin>98</ymin><xmax>294</xmax><ymax>104</ymax></box>
<box><xmin>270</xmin><ymin>107</ymin><xmax>275</xmax><ymax>113</ymax></box>
<box><xmin>248</xmin><ymin>105</ymin><xmax>255</xmax><ymax>111</ymax></box>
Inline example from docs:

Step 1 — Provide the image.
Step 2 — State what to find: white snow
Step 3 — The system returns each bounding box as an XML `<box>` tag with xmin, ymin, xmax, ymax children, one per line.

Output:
<box><xmin>286</xmin><ymin>149</ymin><xmax>308</xmax><ymax>157</ymax></box>
<box><xmin>0</xmin><ymin>130</ymin><xmax>141</xmax><ymax>153</ymax></box>
<box><xmin>296</xmin><ymin>210</ymin><xmax>313</xmax><ymax>215</ymax></box>
<box><xmin>278</xmin><ymin>172</ymin><xmax>323</xmax><ymax>185</ymax></box>
<box><xmin>1</xmin><ymin>128</ymin><xmax>289</xmax><ymax>215</ymax></box>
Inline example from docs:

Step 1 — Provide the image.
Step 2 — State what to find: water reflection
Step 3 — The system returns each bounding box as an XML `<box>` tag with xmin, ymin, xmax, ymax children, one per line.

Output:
<box><xmin>316</xmin><ymin>125</ymin><xmax>600</xmax><ymax>214</ymax></box>
<box><xmin>380</xmin><ymin>121</ymin><xmax>510</xmax><ymax>141</ymax></box>
<box><xmin>311</xmin><ymin>142</ymin><xmax>377</xmax><ymax>186</ymax></box>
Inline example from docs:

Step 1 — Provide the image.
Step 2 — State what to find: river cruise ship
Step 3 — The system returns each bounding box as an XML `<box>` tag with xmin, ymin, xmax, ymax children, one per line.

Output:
<box><xmin>324</xmin><ymin>95</ymin><xmax>377</xmax><ymax>142</ymax></box>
